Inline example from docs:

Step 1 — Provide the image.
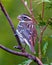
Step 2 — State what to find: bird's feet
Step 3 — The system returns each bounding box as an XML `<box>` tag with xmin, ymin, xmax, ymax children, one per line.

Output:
<box><xmin>13</xmin><ymin>45</ymin><xmax>26</xmax><ymax>53</ymax></box>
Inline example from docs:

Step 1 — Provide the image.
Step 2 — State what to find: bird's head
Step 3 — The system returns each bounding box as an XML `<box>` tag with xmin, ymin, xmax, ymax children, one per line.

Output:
<box><xmin>17</xmin><ymin>14</ymin><xmax>32</xmax><ymax>23</ymax></box>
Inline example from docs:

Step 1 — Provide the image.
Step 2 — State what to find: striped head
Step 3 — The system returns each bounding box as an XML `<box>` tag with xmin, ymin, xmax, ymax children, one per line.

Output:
<box><xmin>17</xmin><ymin>14</ymin><xmax>32</xmax><ymax>23</ymax></box>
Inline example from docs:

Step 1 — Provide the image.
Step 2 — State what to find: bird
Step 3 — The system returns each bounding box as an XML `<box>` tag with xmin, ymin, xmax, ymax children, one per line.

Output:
<box><xmin>16</xmin><ymin>14</ymin><xmax>37</xmax><ymax>53</ymax></box>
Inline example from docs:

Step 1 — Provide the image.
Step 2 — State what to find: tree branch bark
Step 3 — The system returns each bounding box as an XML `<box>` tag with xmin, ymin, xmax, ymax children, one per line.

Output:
<box><xmin>29</xmin><ymin>0</ymin><xmax>33</xmax><ymax>13</ymax></box>
<box><xmin>42</xmin><ymin>2</ymin><xmax>45</xmax><ymax>19</ymax></box>
<box><xmin>0</xmin><ymin>2</ymin><xmax>25</xmax><ymax>52</ymax></box>
<box><xmin>0</xmin><ymin>44</ymin><xmax>43</xmax><ymax>65</ymax></box>
<box><xmin>21</xmin><ymin>0</ymin><xmax>37</xmax><ymax>24</ymax></box>
<box><xmin>38</xmin><ymin>2</ymin><xmax>45</xmax><ymax>60</ymax></box>
<box><xmin>38</xmin><ymin>24</ymin><xmax>48</xmax><ymax>60</ymax></box>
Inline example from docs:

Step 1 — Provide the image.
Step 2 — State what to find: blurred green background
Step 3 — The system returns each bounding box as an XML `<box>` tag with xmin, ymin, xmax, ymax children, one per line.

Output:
<box><xmin>0</xmin><ymin>0</ymin><xmax>52</xmax><ymax>65</ymax></box>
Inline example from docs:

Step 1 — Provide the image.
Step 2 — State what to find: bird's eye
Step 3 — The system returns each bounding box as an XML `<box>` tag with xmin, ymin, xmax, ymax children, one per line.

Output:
<box><xmin>22</xmin><ymin>17</ymin><xmax>27</xmax><ymax>20</ymax></box>
<box><xmin>23</xmin><ymin>17</ymin><xmax>27</xmax><ymax>19</ymax></box>
<box><xmin>22</xmin><ymin>16</ymin><xmax>31</xmax><ymax>21</ymax></box>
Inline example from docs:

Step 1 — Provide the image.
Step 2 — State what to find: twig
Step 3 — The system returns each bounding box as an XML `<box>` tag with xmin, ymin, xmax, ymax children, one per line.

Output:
<box><xmin>38</xmin><ymin>2</ymin><xmax>45</xmax><ymax>60</ymax></box>
<box><xmin>42</xmin><ymin>2</ymin><xmax>45</xmax><ymax>19</ymax></box>
<box><xmin>0</xmin><ymin>2</ymin><xmax>25</xmax><ymax>52</ymax></box>
<box><xmin>0</xmin><ymin>44</ymin><xmax>43</xmax><ymax>65</ymax></box>
<box><xmin>21</xmin><ymin>0</ymin><xmax>37</xmax><ymax>24</ymax></box>
<box><xmin>29</xmin><ymin>0</ymin><xmax>33</xmax><ymax>12</ymax></box>
<box><xmin>29</xmin><ymin>0</ymin><xmax>36</xmax><ymax>23</ymax></box>
<box><xmin>38</xmin><ymin>24</ymin><xmax>48</xmax><ymax>60</ymax></box>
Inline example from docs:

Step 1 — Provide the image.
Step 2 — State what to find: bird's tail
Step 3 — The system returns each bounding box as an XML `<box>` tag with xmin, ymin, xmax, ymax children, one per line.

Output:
<box><xmin>30</xmin><ymin>45</ymin><xmax>36</xmax><ymax>54</ymax></box>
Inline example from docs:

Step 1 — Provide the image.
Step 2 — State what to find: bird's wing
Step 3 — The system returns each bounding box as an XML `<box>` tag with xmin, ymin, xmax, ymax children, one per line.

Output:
<box><xmin>26</xmin><ymin>23</ymin><xmax>37</xmax><ymax>46</ymax></box>
<box><xmin>21</xmin><ymin>28</ymin><xmax>35</xmax><ymax>53</ymax></box>
<box><xmin>16</xmin><ymin>22</ymin><xmax>37</xmax><ymax>53</ymax></box>
<box><xmin>32</xmin><ymin>24</ymin><xmax>37</xmax><ymax>45</ymax></box>
<box><xmin>17</xmin><ymin>22</ymin><xmax>37</xmax><ymax>45</ymax></box>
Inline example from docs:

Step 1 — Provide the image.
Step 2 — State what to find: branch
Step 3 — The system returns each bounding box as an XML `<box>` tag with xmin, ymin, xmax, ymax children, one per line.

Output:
<box><xmin>0</xmin><ymin>2</ymin><xmax>25</xmax><ymax>52</ymax></box>
<box><xmin>0</xmin><ymin>44</ymin><xmax>43</xmax><ymax>65</ymax></box>
<box><xmin>38</xmin><ymin>24</ymin><xmax>48</xmax><ymax>60</ymax></box>
<box><xmin>21</xmin><ymin>0</ymin><xmax>37</xmax><ymax>24</ymax></box>
<box><xmin>29</xmin><ymin>0</ymin><xmax>33</xmax><ymax>12</ymax></box>
<box><xmin>38</xmin><ymin>2</ymin><xmax>45</xmax><ymax>60</ymax></box>
<box><xmin>29</xmin><ymin>0</ymin><xmax>36</xmax><ymax>23</ymax></box>
<box><xmin>42</xmin><ymin>2</ymin><xmax>45</xmax><ymax>19</ymax></box>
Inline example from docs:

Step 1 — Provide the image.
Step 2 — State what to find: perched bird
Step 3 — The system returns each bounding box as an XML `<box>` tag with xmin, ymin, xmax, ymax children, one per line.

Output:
<box><xmin>16</xmin><ymin>14</ymin><xmax>37</xmax><ymax>53</ymax></box>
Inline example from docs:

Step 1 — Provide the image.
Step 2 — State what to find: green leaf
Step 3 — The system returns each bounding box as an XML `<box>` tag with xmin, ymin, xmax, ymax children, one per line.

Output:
<box><xmin>18</xmin><ymin>59</ymin><xmax>32</xmax><ymax>65</ymax></box>
<box><xmin>50</xmin><ymin>63</ymin><xmax>52</xmax><ymax>65</ymax></box>
<box><xmin>42</xmin><ymin>0</ymin><xmax>50</xmax><ymax>2</ymax></box>
<box><xmin>38</xmin><ymin>21</ymin><xmax>46</xmax><ymax>26</ymax></box>
<box><xmin>34</xmin><ymin>0</ymin><xmax>50</xmax><ymax>5</ymax></box>
<box><xmin>50</xmin><ymin>35</ymin><xmax>52</xmax><ymax>38</ymax></box>
<box><xmin>38</xmin><ymin>15</ymin><xmax>46</xmax><ymax>26</ymax></box>
<box><xmin>48</xmin><ymin>17</ymin><xmax>52</xmax><ymax>28</ymax></box>
<box><xmin>43</xmin><ymin>62</ymin><xmax>52</xmax><ymax>65</ymax></box>
<box><xmin>42</xmin><ymin>42</ymin><xmax>48</xmax><ymax>56</ymax></box>
<box><xmin>46</xmin><ymin>3</ymin><xmax>52</xmax><ymax>9</ymax></box>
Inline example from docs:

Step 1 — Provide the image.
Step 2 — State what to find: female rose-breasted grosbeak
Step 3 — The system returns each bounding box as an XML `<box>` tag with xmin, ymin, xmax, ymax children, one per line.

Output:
<box><xmin>16</xmin><ymin>14</ymin><xmax>37</xmax><ymax>53</ymax></box>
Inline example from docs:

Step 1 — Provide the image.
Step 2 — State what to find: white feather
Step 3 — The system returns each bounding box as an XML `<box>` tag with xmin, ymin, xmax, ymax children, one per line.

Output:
<box><xmin>16</xmin><ymin>30</ymin><xmax>24</xmax><ymax>43</ymax></box>
<box><xmin>20</xmin><ymin>20</ymin><xmax>25</xmax><ymax>22</ymax></box>
<box><xmin>16</xmin><ymin>30</ymin><xmax>22</xmax><ymax>38</ymax></box>
<box><xmin>24</xmin><ymin>38</ymin><xmax>30</xmax><ymax>47</ymax></box>
<box><xmin>18</xmin><ymin>25</ymin><xmax>23</xmax><ymax>27</ymax></box>
<box><xmin>16</xmin><ymin>30</ymin><xmax>30</xmax><ymax>47</ymax></box>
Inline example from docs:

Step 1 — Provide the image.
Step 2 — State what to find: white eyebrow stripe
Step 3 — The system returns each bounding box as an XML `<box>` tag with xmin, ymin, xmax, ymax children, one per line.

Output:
<box><xmin>23</xmin><ymin>15</ymin><xmax>32</xmax><ymax>20</ymax></box>
<box><xmin>26</xmin><ymin>16</ymin><xmax>32</xmax><ymax>20</ymax></box>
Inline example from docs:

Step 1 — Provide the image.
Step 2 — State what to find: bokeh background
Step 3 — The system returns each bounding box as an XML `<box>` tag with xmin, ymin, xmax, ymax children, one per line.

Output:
<box><xmin>0</xmin><ymin>0</ymin><xmax>52</xmax><ymax>65</ymax></box>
